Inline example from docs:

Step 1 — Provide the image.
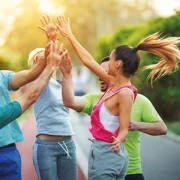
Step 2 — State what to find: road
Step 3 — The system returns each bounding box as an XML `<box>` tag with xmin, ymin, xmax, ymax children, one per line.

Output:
<box><xmin>70</xmin><ymin>110</ymin><xmax>180</xmax><ymax>180</ymax></box>
<box><xmin>17</xmin><ymin>114</ymin><xmax>86</xmax><ymax>180</ymax></box>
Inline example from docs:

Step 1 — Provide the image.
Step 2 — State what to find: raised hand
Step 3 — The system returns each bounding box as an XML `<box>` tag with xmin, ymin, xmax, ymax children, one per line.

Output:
<box><xmin>59</xmin><ymin>51</ymin><xmax>72</xmax><ymax>75</ymax></box>
<box><xmin>46</xmin><ymin>40</ymin><xmax>68</xmax><ymax>69</ymax></box>
<box><xmin>56</xmin><ymin>15</ymin><xmax>72</xmax><ymax>38</ymax></box>
<box><xmin>38</xmin><ymin>15</ymin><xmax>57</xmax><ymax>41</ymax></box>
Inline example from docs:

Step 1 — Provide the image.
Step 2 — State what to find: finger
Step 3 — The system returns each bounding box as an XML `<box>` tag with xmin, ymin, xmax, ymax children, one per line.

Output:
<box><xmin>46</xmin><ymin>14</ymin><xmax>52</xmax><ymax>24</ymax></box>
<box><xmin>61</xmin><ymin>50</ymin><xmax>68</xmax><ymax>58</ymax></box>
<box><xmin>112</xmin><ymin>136</ymin><xmax>116</xmax><ymax>141</ymax></box>
<box><xmin>40</xmin><ymin>17</ymin><xmax>46</xmax><ymax>26</ymax></box>
<box><xmin>111</xmin><ymin>145</ymin><xmax>120</xmax><ymax>151</ymax></box>
<box><xmin>60</xmin><ymin>15</ymin><xmax>66</xmax><ymax>25</ymax></box>
<box><xmin>68</xmin><ymin>17</ymin><xmax>70</xmax><ymax>26</ymax></box>
<box><xmin>37</xmin><ymin>25</ymin><xmax>45</xmax><ymax>31</ymax></box>
<box><xmin>62</xmin><ymin>15</ymin><xmax>67</xmax><ymax>24</ymax></box>
<box><xmin>54</xmin><ymin>39</ymin><xmax>58</xmax><ymax>53</ymax></box>
<box><xmin>42</xmin><ymin>15</ymin><xmax>49</xmax><ymax>24</ymax></box>
<box><xmin>110</xmin><ymin>141</ymin><xmax>118</xmax><ymax>146</ymax></box>
<box><xmin>58</xmin><ymin>43</ymin><xmax>63</xmax><ymax>55</ymax></box>
<box><xmin>57</xmin><ymin>15</ymin><xmax>62</xmax><ymax>26</ymax></box>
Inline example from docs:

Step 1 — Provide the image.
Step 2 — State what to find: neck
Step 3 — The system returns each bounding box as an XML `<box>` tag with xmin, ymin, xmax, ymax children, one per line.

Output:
<box><xmin>113</xmin><ymin>74</ymin><xmax>131</xmax><ymax>88</ymax></box>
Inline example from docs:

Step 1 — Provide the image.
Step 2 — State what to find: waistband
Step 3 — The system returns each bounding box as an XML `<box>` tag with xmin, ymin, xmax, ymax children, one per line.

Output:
<box><xmin>0</xmin><ymin>143</ymin><xmax>15</xmax><ymax>149</ymax></box>
<box><xmin>35</xmin><ymin>136</ymin><xmax>72</xmax><ymax>145</ymax></box>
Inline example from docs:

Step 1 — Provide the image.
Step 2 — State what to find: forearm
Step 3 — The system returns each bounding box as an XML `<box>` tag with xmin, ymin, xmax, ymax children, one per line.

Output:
<box><xmin>62</xmin><ymin>73</ymin><xmax>85</xmax><ymax>111</ymax></box>
<box><xmin>135</xmin><ymin>121</ymin><xmax>167</xmax><ymax>135</ymax></box>
<box><xmin>17</xmin><ymin>65</ymin><xmax>55</xmax><ymax>113</ymax></box>
<box><xmin>68</xmin><ymin>33</ymin><xmax>95</xmax><ymax>65</ymax></box>
<box><xmin>117</xmin><ymin>129</ymin><xmax>128</xmax><ymax>143</ymax></box>
<box><xmin>11</xmin><ymin>59</ymin><xmax>46</xmax><ymax>89</ymax></box>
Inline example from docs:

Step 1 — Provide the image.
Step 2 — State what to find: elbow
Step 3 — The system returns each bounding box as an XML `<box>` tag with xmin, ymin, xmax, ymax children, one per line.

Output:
<box><xmin>63</xmin><ymin>99</ymin><xmax>73</xmax><ymax>108</ymax></box>
<box><xmin>158</xmin><ymin>122</ymin><xmax>168</xmax><ymax>135</ymax></box>
<box><xmin>161</xmin><ymin>126</ymin><xmax>168</xmax><ymax>135</ymax></box>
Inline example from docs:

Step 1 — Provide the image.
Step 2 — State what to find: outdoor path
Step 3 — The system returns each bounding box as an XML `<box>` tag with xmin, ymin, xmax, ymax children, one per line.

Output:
<box><xmin>17</xmin><ymin>114</ymin><xmax>86</xmax><ymax>180</ymax></box>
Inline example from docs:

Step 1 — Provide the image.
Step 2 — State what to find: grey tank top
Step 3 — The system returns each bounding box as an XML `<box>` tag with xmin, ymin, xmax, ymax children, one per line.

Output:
<box><xmin>34</xmin><ymin>78</ymin><xmax>75</xmax><ymax>136</ymax></box>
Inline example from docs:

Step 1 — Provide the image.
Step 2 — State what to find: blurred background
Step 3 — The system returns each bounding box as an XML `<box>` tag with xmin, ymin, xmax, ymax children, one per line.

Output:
<box><xmin>1</xmin><ymin>0</ymin><xmax>180</xmax><ymax>180</ymax></box>
<box><xmin>1</xmin><ymin>0</ymin><xmax>180</xmax><ymax>127</ymax></box>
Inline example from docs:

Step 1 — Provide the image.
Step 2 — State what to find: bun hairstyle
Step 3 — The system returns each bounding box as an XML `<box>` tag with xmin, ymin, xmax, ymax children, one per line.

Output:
<box><xmin>28</xmin><ymin>48</ymin><xmax>44</xmax><ymax>66</ymax></box>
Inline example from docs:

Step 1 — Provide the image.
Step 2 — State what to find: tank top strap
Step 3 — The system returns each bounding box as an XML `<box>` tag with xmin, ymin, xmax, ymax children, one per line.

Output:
<box><xmin>104</xmin><ymin>85</ymin><xmax>137</xmax><ymax>102</ymax></box>
<box><xmin>98</xmin><ymin>84</ymin><xmax>114</xmax><ymax>102</ymax></box>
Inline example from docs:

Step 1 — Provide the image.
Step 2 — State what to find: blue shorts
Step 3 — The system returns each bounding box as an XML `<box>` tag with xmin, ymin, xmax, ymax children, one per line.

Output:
<box><xmin>0</xmin><ymin>145</ymin><xmax>22</xmax><ymax>180</ymax></box>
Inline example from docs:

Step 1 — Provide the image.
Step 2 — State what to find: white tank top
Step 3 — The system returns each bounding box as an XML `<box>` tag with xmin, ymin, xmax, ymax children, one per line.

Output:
<box><xmin>99</xmin><ymin>87</ymin><xmax>134</xmax><ymax>134</ymax></box>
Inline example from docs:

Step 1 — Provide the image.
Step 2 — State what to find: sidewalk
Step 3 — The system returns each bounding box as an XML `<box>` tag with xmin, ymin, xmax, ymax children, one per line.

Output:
<box><xmin>17</xmin><ymin>114</ymin><xmax>86</xmax><ymax>180</ymax></box>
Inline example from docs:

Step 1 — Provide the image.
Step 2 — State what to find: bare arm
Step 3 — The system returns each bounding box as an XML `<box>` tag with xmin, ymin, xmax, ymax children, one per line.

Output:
<box><xmin>11</xmin><ymin>58</ymin><xmax>46</xmax><ymax>90</ymax></box>
<box><xmin>129</xmin><ymin>120</ymin><xmax>167</xmax><ymax>135</ymax></box>
<box><xmin>111</xmin><ymin>90</ymin><xmax>133</xmax><ymax>153</ymax></box>
<box><xmin>59</xmin><ymin>53</ymin><xmax>85</xmax><ymax>111</ymax></box>
<box><xmin>17</xmin><ymin>66</ymin><xmax>55</xmax><ymax>112</ymax></box>
<box><xmin>17</xmin><ymin>41</ymin><xmax>67</xmax><ymax>113</ymax></box>
<box><xmin>11</xmin><ymin>15</ymin><xmax>58</xmax><ymax>90</ymax></box>
<box><xmin>57</xmin><ymin>15</ymin><xmax>114</xmax><ymax>85</ymax></box>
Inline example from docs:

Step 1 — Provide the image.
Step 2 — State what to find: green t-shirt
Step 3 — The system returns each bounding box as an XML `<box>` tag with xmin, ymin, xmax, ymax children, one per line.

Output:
<box><xmin>81</xmin><ymin>93</ymin><xmax>162</xmax><ymax>175</ymax></box>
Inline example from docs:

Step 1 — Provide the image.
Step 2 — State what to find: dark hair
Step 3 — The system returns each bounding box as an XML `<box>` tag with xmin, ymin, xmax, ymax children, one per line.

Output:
<box><xmin>101</xmin><ymin>56</ymin><xmax>109</xmax><ymax>64</ymax></box>
<box><xmin>114</xmin><ymin>45</ymin><xmax>140</xmax><ymax>76</ymax></box>
<box><xmin>114</xmin><ymin>32</ymin><xmax>180</xmax><ymax>84</ymax></box>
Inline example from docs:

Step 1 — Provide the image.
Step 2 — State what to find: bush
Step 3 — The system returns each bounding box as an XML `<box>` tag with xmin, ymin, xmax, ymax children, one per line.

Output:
<box><xmin>96</xmin><ymin>13</ymin><xmax>180</xmax><ymax>120</ymax></box>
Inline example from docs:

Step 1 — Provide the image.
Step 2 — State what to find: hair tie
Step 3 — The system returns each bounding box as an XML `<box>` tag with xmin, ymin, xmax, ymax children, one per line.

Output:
<box><xmin>132</xmin><ymin>47</ymin><xmax>138</xmax><ymax>53</ymax></box>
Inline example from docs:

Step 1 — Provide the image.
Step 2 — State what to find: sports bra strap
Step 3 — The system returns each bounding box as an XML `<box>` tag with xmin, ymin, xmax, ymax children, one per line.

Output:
<box><xmin>103</xmin><ymin>85</ymin><xmax>137</xmax><ymax>103</ymax></box>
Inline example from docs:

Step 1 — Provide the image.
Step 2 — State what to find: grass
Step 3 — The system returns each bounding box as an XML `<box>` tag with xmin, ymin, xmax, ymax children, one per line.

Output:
<box><xmin>165</xmin><ymin>121</ymin><xmax>180</xmax><ymax>136</ymax></box>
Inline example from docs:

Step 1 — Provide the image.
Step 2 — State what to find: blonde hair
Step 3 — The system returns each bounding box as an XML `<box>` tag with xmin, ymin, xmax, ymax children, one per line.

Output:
<box><xmin>28</xmin><ymin>48</ymin><xmax>44</xmax><ymax>66</ymax></box>
<box><xmin>136</xmin><ymin>32</ymin><xmax>180</xmax><ymax>84</ymax></box>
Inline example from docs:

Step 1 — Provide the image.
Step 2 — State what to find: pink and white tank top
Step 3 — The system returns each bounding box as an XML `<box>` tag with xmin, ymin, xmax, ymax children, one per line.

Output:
<box><xmin>89</xmin><ymin>84</ymin><xmax>137</xmax><ymax>143</ymax></box>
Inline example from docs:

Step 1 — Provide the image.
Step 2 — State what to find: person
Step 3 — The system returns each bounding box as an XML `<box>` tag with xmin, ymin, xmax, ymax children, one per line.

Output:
<box><xmin>30</xmin><ymin>15</ymin><xmax>77</xmax><ymax>180</ymax></box>
<box><xmin>0</xmin><ymin>40</ymin><xmax>68</xmax><ymax>180</ymax></box>
<box><xmin>57</xmin><ymin>15</ymin><xmax>180</xmax><ymax>180</ymax></box>
<box><xmin>60</xmin><ymin>55</ymin><xmax>167</xmax><ymax>180</ymax></box>
<box><xmin>72</xmin><ymin>67</ymin><xmax>87</xmax><ymax>96</ymax></box>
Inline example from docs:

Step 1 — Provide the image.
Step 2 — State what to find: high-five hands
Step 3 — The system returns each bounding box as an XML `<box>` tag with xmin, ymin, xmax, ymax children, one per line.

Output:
<box><xmin>38</xmin><ymin>15</ymin><xmax>58</xmax><ymax>41</ymax></box>
<box><xmin>46</xmin><ymin>40</ymin><xmax>68</xmax><ymax>69</ymax></box>
<box><xmin>56</xmin><ymin>15</ymin><xmax>72</xmax><ymax>38</ymax></box>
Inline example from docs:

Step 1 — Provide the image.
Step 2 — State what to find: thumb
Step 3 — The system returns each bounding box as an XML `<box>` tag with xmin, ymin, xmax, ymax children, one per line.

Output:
<box><xmin>111</xmin><ymin>136</ymin><xmax>116</xmax><ymax>142</ymax></box>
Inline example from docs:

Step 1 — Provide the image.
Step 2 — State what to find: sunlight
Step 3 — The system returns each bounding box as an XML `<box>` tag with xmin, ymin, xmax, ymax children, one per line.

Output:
<box><xmin>39</xmin><ymin>0</ymin><xmax>66</xmax><ymax>14</ymax></box>
<box><xmin>39</xmin><ymin>0</ymin><xmax>54</xmax><ymax>13</ymax></box>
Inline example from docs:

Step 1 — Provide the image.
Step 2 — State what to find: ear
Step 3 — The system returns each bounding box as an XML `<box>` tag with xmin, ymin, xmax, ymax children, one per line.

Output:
<box><xmin>116</xmin><ymin>60</ymin><xmax>123</xmax><ymax>68</ymax></box>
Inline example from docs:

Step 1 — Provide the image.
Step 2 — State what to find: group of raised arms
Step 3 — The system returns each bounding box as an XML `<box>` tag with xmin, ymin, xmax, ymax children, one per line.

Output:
<box><xmin>0</xmin><ymin>14</ymin><xmax>180</xmax><ymax>180</ymax></box>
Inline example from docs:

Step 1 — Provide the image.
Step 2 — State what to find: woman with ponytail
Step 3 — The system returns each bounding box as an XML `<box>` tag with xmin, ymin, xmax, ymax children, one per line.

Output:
<box><xmin>57</xmin><ymin>15</ymin><xmax>180</xmax><ymax>180</ymax></box>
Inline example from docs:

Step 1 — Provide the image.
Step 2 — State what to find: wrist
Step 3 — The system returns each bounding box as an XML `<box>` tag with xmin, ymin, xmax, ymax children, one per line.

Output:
<box><xmin>63</xmin><ymin>72</ymin><xmax>72</xmax><ymax>79</ymax></box>
<box><xmin>135</xmin><ymin>122</ymin><xmax>142</xmax><ymax>131</ymax></box>
<box><xmin>67</xmin><ymin>33</ymin><xmax>75</xmax><ymax>40</ymax></box>
<box><xmin>46</xmin><ymin>64</ymin><xmax>57</xmax><ymax>72</ymax></box>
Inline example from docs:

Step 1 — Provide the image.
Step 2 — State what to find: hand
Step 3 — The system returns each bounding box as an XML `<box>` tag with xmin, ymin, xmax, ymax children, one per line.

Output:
<box><xmin>38</xmin><ymin>15</ymin><xmax>57</xmax><ymax>41</ymax></box>
<box><xmin>110</xmin><ymin>136</ymin><xmax>122</xmax><ymax>153</ymax></box>
<box><xmin>46</xmin><ymin>40</ymin><xmax>68</xmax><ymax>68</ymax></box>
<box><xmin>59</xmin><ymin>51</ymin><xmax>72</xmax><ymax>74</ymax></box>
<box><xmin>128</xmin><ymin>120</ymin><xmax>139</xmax><ymax>131</ymax></box>
<box><xmin>56</xmin><ymin>15</ymin><xmax>72</xmax><ymax>38</ymax></box>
